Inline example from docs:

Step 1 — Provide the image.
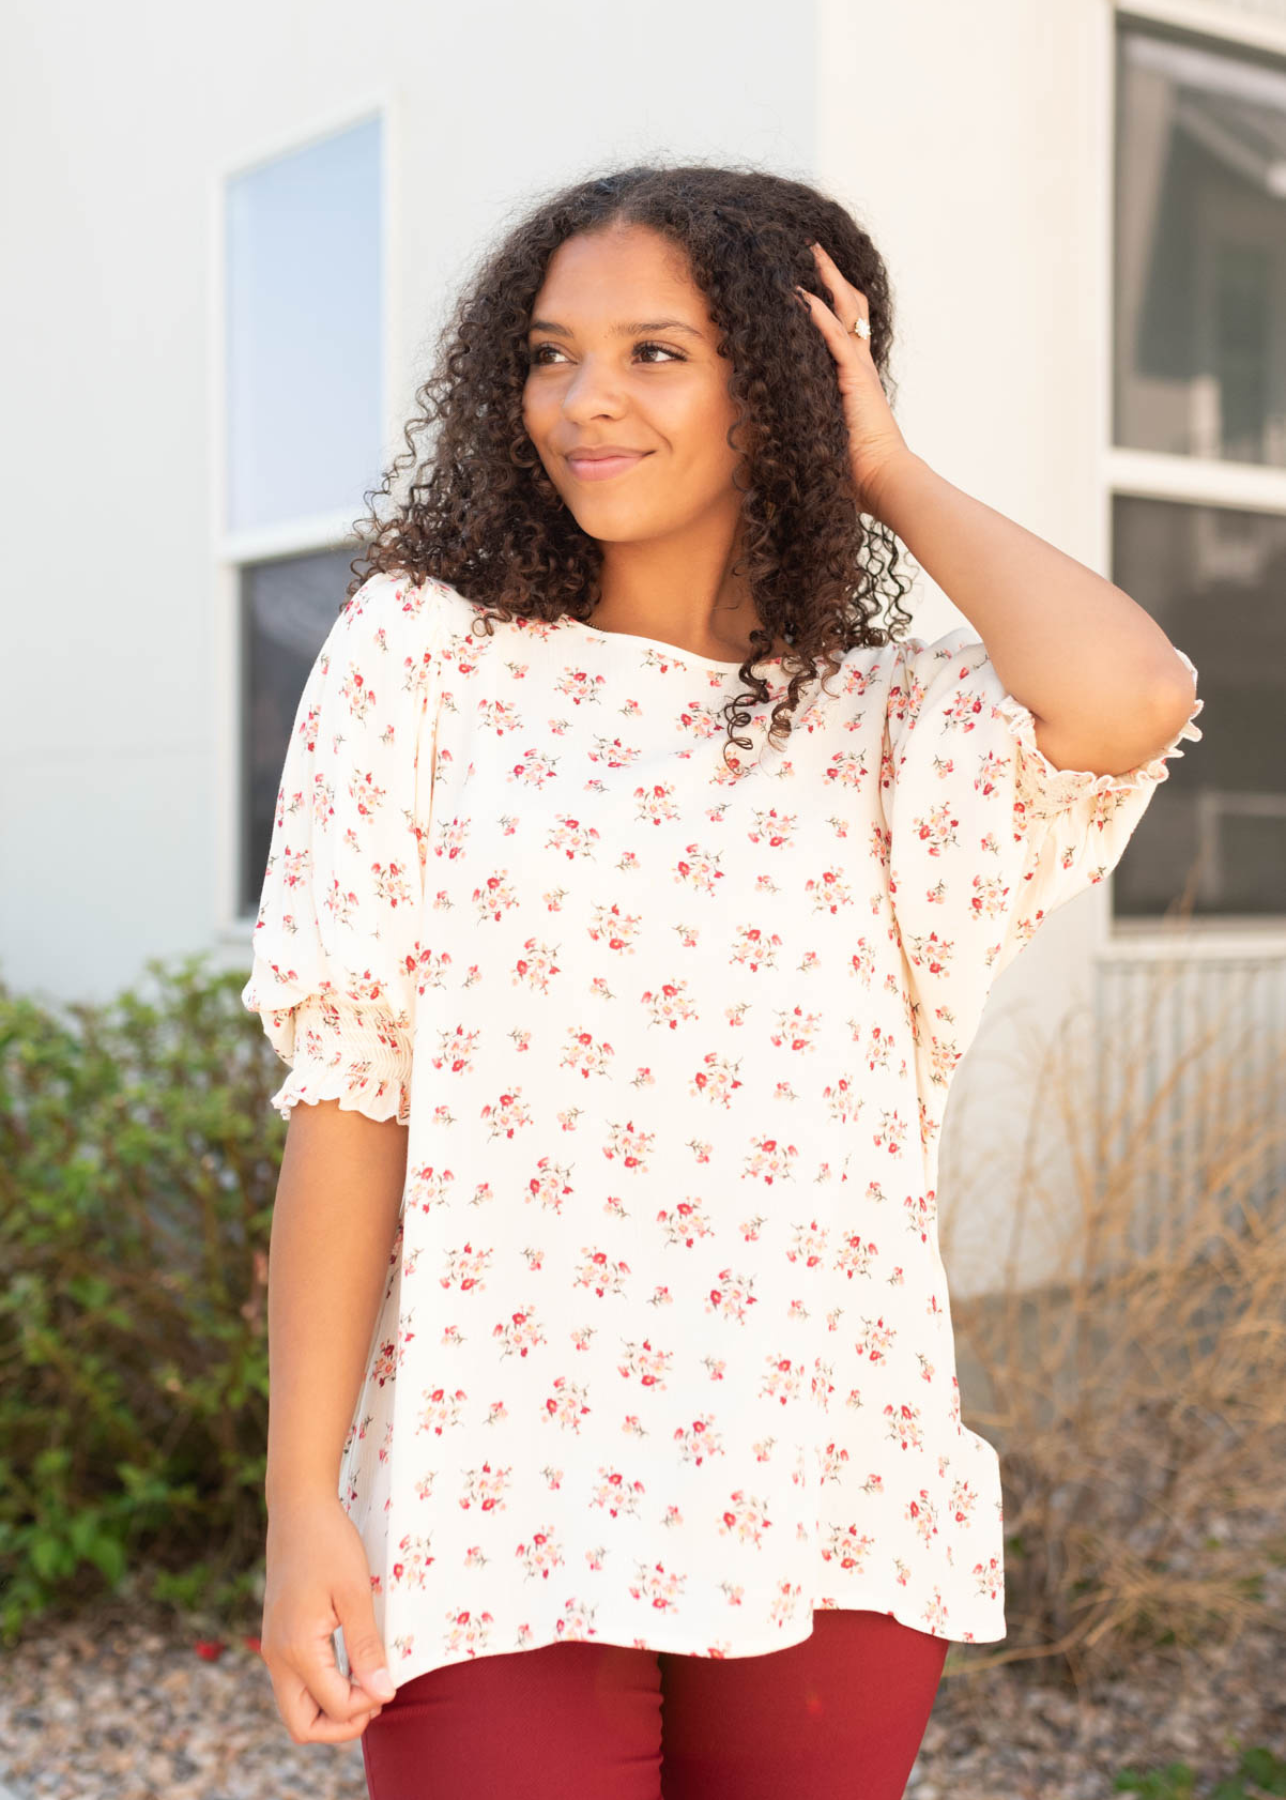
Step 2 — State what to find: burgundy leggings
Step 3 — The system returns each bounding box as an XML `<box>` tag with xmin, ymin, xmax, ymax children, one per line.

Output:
<box><xmin>361</xmin><ymin>1608</ymin><xmax>949</xmax><ymax>1800</ymax></box>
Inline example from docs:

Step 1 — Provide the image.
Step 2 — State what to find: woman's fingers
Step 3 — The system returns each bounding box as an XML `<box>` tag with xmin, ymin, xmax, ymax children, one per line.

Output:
<box><xmin>273</xmin><ymin>1667</ymin><xmax>383</xmax><ymax>1744</ymax></box>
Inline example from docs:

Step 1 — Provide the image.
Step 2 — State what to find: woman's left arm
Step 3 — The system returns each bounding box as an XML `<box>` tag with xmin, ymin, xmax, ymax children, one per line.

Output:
<box><xmin>864</xmin><ymin>451</ymin><xmax>1197</xmax><ymax>778</ymax></box>
<box><xmin>796</xmin><ymin>240</ymin><xmax>1197</xmax><ymax>779</ymax></box>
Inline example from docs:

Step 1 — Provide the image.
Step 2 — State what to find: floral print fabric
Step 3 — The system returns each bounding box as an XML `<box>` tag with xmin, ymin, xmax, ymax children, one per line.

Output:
<box><xmin>242</xmin><ymin>571</ymin><xmax>1203</xmax><ymax>1683</ymax></box>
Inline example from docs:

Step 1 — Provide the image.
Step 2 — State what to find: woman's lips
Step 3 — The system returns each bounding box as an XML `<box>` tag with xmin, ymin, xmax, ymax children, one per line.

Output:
<box><xmin>567</xmin><ymin>453</ymin><xmax>650</xmax><ymax>481</ymax></box>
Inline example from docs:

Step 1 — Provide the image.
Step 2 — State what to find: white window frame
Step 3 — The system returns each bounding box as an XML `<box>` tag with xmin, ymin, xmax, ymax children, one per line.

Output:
<box><xmin>208</xmin><ymin>90</ymin><xmax>400</xmax><ymax>945</ymax></box>
<box><xmin>1104</xmin><ymin>0</ymin><xmax>1286</xmax><ymax>959</ymax></box>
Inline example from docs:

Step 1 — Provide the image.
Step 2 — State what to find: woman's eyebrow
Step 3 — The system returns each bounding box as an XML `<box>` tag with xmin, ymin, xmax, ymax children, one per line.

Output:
<box><xmin>527</xmin><ymin>317</ymin><xmax>705</xmax><ymax>339</ymax></box>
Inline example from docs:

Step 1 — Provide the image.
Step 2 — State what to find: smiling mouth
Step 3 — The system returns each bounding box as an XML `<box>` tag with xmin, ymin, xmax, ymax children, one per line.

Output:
<box><xmin>567</xmin><ymin>453</ymin><xmax>651</xmax><ymax>480</ymax></box>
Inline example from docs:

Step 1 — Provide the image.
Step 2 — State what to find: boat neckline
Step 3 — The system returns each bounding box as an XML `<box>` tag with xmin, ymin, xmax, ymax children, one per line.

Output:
<box><xmin>560</xmin><ymin>614</ymin><xmax>789</xmax><ymax>673</ymax></box>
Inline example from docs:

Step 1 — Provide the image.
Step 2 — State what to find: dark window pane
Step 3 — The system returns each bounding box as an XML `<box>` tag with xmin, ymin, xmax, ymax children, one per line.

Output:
<box><xmin>240</xmin><ymin>548</ymin><xmax>359</xmax><ymax>916</ymax></box>
<box><xmin>1114</xmin><ymin>25</ymin><xmax>1286</xmax><ymax>468</ymax></box>
<box><xmin>1112</xmin><ymin>494</ymin><xmax>1286</xmax><ymax>920</ymax></box>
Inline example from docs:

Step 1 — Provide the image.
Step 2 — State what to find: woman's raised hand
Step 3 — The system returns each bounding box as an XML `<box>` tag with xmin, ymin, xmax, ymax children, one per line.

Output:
<box><xmin>794</xmin><ymin>239</ymin><xmax>914</xmax><ymax>520</ymax></box>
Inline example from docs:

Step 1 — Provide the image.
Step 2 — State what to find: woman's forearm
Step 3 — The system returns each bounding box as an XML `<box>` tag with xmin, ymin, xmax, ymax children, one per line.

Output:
<box><xmin>867</xmin><ymin>452</ymin><xmax>1197</xmax><ymax>774</ymax></box>
<box><xmin>264</xmin><ymin>1100</ymin><xmax>408</xmax><ymax>1516</ymax></box>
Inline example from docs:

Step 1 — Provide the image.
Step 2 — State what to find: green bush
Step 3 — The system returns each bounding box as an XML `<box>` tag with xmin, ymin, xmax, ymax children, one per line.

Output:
<box><xmin>0</xmin><ymin>953</ymin><xmax>284</xmax><ymax>1644</ymax></box>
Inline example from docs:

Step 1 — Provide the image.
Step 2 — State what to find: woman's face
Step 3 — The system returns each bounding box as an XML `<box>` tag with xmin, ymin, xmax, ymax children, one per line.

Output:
<box><xmin>522</xmin><ymin>222</ymin><xmax>744</xmax><ymax>545</ymax></box>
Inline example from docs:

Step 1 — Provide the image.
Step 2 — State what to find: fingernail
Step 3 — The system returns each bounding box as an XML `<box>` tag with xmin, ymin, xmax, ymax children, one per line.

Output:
<box><xmin>368</xmin><ymin>1668</ymin><xmax>396</xmax><ymax>1698</ymax></box>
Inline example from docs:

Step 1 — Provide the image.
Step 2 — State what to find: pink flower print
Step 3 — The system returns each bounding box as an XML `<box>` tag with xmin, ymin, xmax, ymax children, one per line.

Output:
<box><xmin>847</xmin><ymin>938</ymin><xmax>878</xmax><ymax>987</ymax></box>
<box><xmin>587</xmin><ymin>900</ymin><xmax>642</xmax><ymax>950</ymax></box>
<box><xmin>810</xmin><ymin>1357</ymin><xmax>836</xmax><ymax>1411</ymax></box>
<box><xmin>817</xmin><ymin>1442</ymin><xmax>853</xmax><ymax>1487</ymax></box>
<box><xmin>404</xmin><ymin>1161</ymin><xmax>455</xmax><ymax>1215</ymax></box>
<box><xmin>741</xmin><ymin>1135</ymin><xmax>798</xmax><ymax>1186</ymax></box>
<box><xmin>430</xmin><ymin>1024</ymin><xmax>479</xmax><ymax>1077</ymax></box>
<box><xmin>554</xmin><ymin>666</ymin><xmax>607</xmax><ymax>706</ymax></box>
<box><xmin>628</xmin><ymin>1560</ymin><xmax>687</xmax><ymax>1613</ymax></box>
<box><xmin>884</xmin><ymin>1400</ymin><xmax>925</xmax><ymax>1452</ymax></box>
<box><xmin>349</xmin><ymin>766</ymin><xmax>387</xmax><ymax>820</ymax></box>
<box><xmin>387</xmin><ymin>1532</ymin><xmax>433</xmax><ymax>1590</ymax></box>
<box><xmin>473</xmin><ymin>870</ymin><xmax>520</xmax><ymax>922</ymax></box>
<box><xmin>459</xmin><ymin>1461</ymin><xmax>512</xmax><ymax>1512</ymax></box>
<box><xmin>729</xmin><ymin>924</ymin><xmax>783</xmax><ymax>972</ymax></box>
<box><xmin>855</xmin><ymin>1315</ymin><xmax>897</xmax><ymax>1362</ymax></box>
<box><xmin>872</xmin><ymin>1108</ymin><xmax>910</xmax><ymax>1157</ymax></box>
<box><xmin>689</xmin><ymin>1052</ymin><xmax>743</xmax><ymax>1107</ymax></box>
<box><xmin>525</xmin><ymin>1158</ymin><xmax>574</xmax><ymax>1215</ymax></box>
<box><xmin>903</xmin><ymin>1187</ymin><xmax>937</xmax><ymax>1241</ymax></box>
<box><xmin>513</xmin><ymin>938</ymin><xmax>562</xmax><ymax>995</ymax></box>
<box><xmin>822</xmin><ymin>1074</ymin><xmax>863</xmax><ymax>1128</ymax></box>
<box><xmin>321</xmin><ymin>875</ymin><xmax>361</xmax><ymax>930</ymax></box>
<box><xmin>717</xmin><ymin>1489</ymin><xmax>774</xmax><ymax>1549</ymax></box>
<box><xmin>515</xmin><ymin>1527</ymin><xmax>565</xmax><ymax>1582</ymax></box>
<box><xmin>574</xmin><ymin>1247</ymin><xmax>632</xmax><ymax>1299</ymax></box>
<box><xmin>910</xmin><ymin>797</ymin><xmax>961</xmax><ymax>859</ymax></box>
<box><xmin>633</xmin><ymin>780</ymin><xmax>681</xmax><ymax>827</ymax></box>
<box><xmin>673</xmin><ymin>843</ymin><xmax>726</xmax><ymax>896</ymax></box>
<box><xmin>441</xmin><ymin>1241</ymin><xmax>492</xmax><ymax>1294</ymax></box>
<box><xmin>786</xmin><ymin>1218</ymin><xmax>830</xmax><ymax>1269</ymax></box>
<box><xmin>559</xmin><ymin>1028</ymin><xmax>614</xmax><ymax>1079</ymax></box>
<box><xmin>416</xmin><ymin>1386</ymin><xmax>468</xmax><ymax>1437</ymax></box>
<box><xmin>590</xmin><ymin>1468</ymin><xmax>646</xmax><ymax>1519</ymax></box>
<box><xmin>655</xmin><ymin>1198</ymin><xmax>714</xmax><ymax>1250</ymax></box>
<box><xmin>767</xmin><ymin>1580</ymin><xmax>805</xmax><ymax>1631</ymax></box>
<box><xmin>804</xmin><ymin>867</ymin><xmax>855</xmax><ymax>917</ymax></box>
<box><xmin>339</xmin><ymin>662</ymin><xmax>376</xmax><ymax>723</ymax></box>
<box><xmin>972</xmin><ymin>1556</ymin><xmax>1003</xmax><ymax>1602</ymax></box>
<box><xmin>603</xmin><ymin>1118</ymin><xmax>655</xmax><ymax>1170</ymax></box>
<box><xmin>587</xmin><ymin>733</ymin><xmax>643</xmax><ymax>771</ymax></box>
<box><xmin>760</xmin><ymin>1355</ymin><xmax>805</xmax><ymax>1407</ymax></box>
<box><xmin>746</xmin><ymin>806</ymin><xmax>797</xmax><ymax>849</ymax></box>
<box><xmin>641</xmin><ymin>980</ymin><xmax>699</xmax><ymax>1030</ymax></box>
<box><xmin>906</xmin><ymin>1489</ymin><xmax>940</xmax><ymax>1546</ymax></box>
<box><xmin>548</xmin><ymin>814</ymin><xmax>602</xmax><ymax>860</ymax></box>
<box><xmin>673</xmin><ymin>1414</ymin><xmax>723</xmax><ymax>1468</ymax></box>
<box><xmin>949</xmin><ymin>1479</ymin><xmax>979</xmax><ymax>1526</ymax></box>
<box><xmin>280</xmin><ymin>846</ymin><xmax>312</xmax><ymax>890</ymax></box>
<box><xmin>475</xmin><ymin>696</ymin><xmax>523</xmax><ymax>737</ymax></box>
<box><xmin>481</xmin><ymin>1087</ymin><xmax>534</xmax><ymax>1141</ymax></box>
<box><xmin>372</xmin><ymin>860</ymin><xmax>415</xmax><ymax>909</ymax></box>
<box><xmin>552</xmin><ymin>1599</ymin><xmax>600</xmax><ymax>1643</ymax></box>
<box><xmin>768</xmin><ymin>1005</ymin><xmax>821</xmax><ymax>1053</ymax></box>
<box><xmin>444</xmin><ymin>1608</ymin><xmax>496</xmax><ymax>1659</ymax></box>
<box><xmin>821</xmin><ymin>1522</ymin><xmax>873</xmax><ymax>1570</ymax></box>
<box><xmin>616</xmin><ymin>1336</ymin><xmax>672</xmax><ymax>1389</ymax></box>
<box><xmin>542</xmin><ymin>1374</ymin><xmax>592</xmax><ymax>1433</ymax></box>
<box><xmin>703</xmin><ymin>1268</ymin><xmax>759</xmax><ymax>1325</ymax></box>
<box><xmin>492</xmin><ymin>1306</ymin><xmax>546</xmax><ymax>1360</ymax></box>
<box><xmin>920</xmin><ymin>1589</ymin><xmax>951</xmax><ymax>1635</ymax></box>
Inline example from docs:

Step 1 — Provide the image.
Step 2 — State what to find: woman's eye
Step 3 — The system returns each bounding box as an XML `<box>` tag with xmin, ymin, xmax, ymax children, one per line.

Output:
<box><xmin>527</xmin><ymin>341</ymin><xmax>684</xmax><ymax>367</ymax></box>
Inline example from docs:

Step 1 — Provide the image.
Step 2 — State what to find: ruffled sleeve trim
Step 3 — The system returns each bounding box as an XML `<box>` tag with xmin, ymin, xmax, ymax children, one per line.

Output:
<box><xmin>990</xmin><ymin>645</ymin><xmax>1204</xmax><ymax>826</ymax></box>
<box><xmin>245</xmin><ymin>984</ymin><xmax>414</xmax><ymax>1127</ymax></box>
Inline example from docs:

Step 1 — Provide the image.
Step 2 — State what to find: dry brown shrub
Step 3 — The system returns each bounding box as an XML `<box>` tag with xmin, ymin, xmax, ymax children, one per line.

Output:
<box><xmin>939</xmin><ymin>954</ymin><xmax>1286</xmax><ymax>1687</ymax></box>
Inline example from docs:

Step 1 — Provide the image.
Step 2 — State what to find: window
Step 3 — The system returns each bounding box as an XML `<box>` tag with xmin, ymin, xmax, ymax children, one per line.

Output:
<box><xmin>223</xmin><ymin>111</ymin><xmax>384</xmax><ymax>916</ymax></box>
<box><xmin>1111</xmin><ymin>21</ymin><xmax>1286</xmax><ymax>923</ymax></box>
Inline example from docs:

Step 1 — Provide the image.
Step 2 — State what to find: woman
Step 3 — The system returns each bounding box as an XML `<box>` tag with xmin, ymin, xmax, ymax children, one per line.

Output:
<box><xmin>244</xmin><ymin>163</ymin><xmax>1203</xmax><ymax>1799</ymax></box>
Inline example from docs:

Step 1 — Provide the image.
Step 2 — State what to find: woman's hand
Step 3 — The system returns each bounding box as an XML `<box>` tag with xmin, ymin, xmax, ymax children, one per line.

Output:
<box><xmin>260</xmin><ymin>1494</ymin><xmax>395</xmax><ymax>1744</ymax></box>
<box><xmin>794</xmin><ymin>240</ymin><xmax>914</xmax><ymax>520</ymax></box>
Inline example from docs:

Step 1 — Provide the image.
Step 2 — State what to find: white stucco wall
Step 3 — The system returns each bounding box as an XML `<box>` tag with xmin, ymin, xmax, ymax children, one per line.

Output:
<box><xmin>7</xmin><ymin>0</ymin><xmax>1263</xmax><ymax>1294</ymax></box>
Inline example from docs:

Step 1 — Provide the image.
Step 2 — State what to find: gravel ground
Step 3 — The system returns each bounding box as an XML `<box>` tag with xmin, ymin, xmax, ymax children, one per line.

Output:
<box><xmin>1</xmin><ymin>1560</ymin><xmax>1282</xmax><ymax>1800</ymax></box>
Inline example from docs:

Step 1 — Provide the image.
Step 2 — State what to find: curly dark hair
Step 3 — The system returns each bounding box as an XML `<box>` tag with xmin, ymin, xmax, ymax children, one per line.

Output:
<box><xmin>345</xmin><ymin>158</ymin><xmax>917</xmax><ymax>769</ymax></box>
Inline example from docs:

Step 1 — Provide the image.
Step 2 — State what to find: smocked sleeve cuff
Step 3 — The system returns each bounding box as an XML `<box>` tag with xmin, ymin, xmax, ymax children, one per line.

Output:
<box><xmin>990</xmin><ymin>646</ymin><xmax>1204</xmax><ymax>826</ymax></box>
<box><xmin>246</xmin><ymin>985</ymin><xmax>414</xmax><ymax>1126</ymax></box>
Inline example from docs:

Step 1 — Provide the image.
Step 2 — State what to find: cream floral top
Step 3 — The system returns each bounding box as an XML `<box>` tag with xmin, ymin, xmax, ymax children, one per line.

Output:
<box><xmin>242</xmin><ymin>569</ymin><xmax>1204</xmax><ymax>1686</ymax></box>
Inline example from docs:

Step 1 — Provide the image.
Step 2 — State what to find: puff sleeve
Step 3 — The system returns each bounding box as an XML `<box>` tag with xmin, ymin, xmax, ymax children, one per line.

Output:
<box><xmin>241</xmin><ymin>570</ymin><xmax>446</xmax><ymax>1125</ymax></box>
<box><xmin>882</xmin><ymin>627</ymin><xmax>1204</xmax><ymax>1096</ymax></box>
